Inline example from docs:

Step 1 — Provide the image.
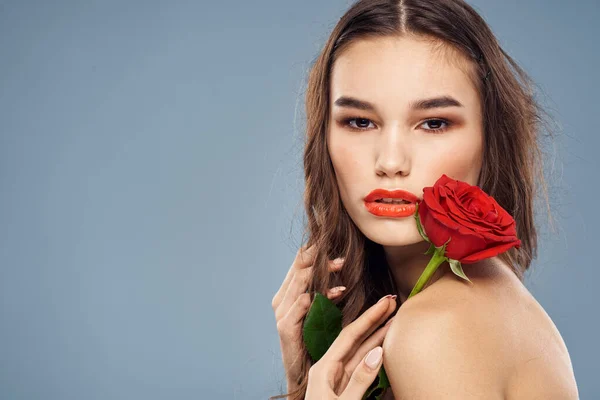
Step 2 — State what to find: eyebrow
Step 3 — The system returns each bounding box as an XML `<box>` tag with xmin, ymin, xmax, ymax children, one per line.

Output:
<box><xmin>333</xmin><ymin>95</ymin><xmax>464</xmax><ymax>111</ymax></box>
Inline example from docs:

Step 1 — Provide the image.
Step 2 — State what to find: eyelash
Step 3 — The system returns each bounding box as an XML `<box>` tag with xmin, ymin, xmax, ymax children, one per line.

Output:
<box><xmin>339</xmin><ymin>116</ymin><xmax>452</xmax><ymax>134</ymax></box>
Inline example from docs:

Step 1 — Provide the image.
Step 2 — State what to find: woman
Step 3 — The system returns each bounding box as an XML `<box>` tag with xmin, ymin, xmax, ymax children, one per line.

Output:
<box><xmin>271</xmin><ymin>0</ymin><xmax>579</xmax><ymax>399</ymax></box>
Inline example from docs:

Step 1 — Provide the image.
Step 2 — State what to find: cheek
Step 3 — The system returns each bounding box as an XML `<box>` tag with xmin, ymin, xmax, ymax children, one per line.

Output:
<box><xmin>328</xmin><ymin>139</ymin><xmax>367</xmax><ymax>194</ymax></box>
<box><xmin>423</xmin><ymin>135</ymin><xmax>483</xmax><ymax>185</ymax></box>
<box><xmin>329</xmin><ymin>136</ymin><xmax>358</xmax><ymax>176</ymax></box>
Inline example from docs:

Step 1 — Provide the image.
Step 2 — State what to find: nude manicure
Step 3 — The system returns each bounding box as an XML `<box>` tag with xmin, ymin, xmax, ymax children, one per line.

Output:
<box><xmin>377</xmin><ymin>294</ymin><xmax>393</xmax><ymax>303</ymax></box>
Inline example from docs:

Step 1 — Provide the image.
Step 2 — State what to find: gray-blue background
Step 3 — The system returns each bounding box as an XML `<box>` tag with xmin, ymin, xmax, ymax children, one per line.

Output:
<box><xmin>0</xmin><ymin>0</ymin><xmax>597</xmax><ymax>398</ymax></box>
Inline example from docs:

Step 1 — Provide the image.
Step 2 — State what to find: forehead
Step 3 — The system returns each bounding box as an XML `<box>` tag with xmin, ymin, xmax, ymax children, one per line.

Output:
<box><xmin>330</xmin><ymin>36</ymin><xmax>479</xmax><ymax>111</ymax></box>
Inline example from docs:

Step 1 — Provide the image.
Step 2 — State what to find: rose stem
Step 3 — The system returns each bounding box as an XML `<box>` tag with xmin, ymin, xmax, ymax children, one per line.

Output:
<box><xmin>408</xmin><ymin>248</ymin><xmax>446</xmax><ymax>299</ymax></box>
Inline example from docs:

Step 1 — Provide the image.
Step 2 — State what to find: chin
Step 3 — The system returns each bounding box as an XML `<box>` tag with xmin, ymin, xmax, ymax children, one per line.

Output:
<box><xmin>344</xmin><ymin>203</ymin><xmax>424</xmax><ymax>246</ymax></box>
<box><xmin>367</xmin><ymin>233</ymin><xmax>424</xmax><ymax>247</ymax></box>
<box><xmin>359</xmin><ymin>219</ymin><xmax>424</xmax><ymax>247</ymax></box>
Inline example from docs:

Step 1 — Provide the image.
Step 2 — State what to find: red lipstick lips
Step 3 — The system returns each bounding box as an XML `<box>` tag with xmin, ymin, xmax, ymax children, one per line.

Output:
<box><xmin>363</xmin><ymin>188</ymin><xmax>420</xmax><ymax>218</ymax></box>
<box><xmin>364</xmin><ymin>189</ymin><xmax>419</xmax><ymax>203</ymax></box>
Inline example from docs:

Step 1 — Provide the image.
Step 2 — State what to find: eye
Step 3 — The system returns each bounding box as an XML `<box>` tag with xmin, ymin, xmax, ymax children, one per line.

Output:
<box><xmin>420</xmin><ymin>118</ymin><xmax>452</xmax><ymax>134</ymax></box>
<box><xmin>339</xmin><ymin>116</ymin><xmax>453</xmax><ymax>133</ymax></box>
<box><xmin>340</xmin><ymin>116</ymin><xmax>376</xmax><ymax>132</ymax></box>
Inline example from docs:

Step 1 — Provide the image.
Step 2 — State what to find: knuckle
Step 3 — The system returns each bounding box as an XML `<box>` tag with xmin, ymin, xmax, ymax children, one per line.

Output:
<box><xmin>296</xmin><ymin>293</ymin><xmax>311</xmax><ymax>308</ymax></box>
<box><xmin>295</xmin><ymin>245</ymin><xmax>315</xmax><ymax>266</ymax></box>
<box><xmin>274</xmin><ymin>306</ymin><xmax>285</xmax><ymax>322</ymax></box>
<box><xmin>276</xmin><ymin>319</ymin><xmax>291</xmax><ymax>337</ymax></box>
<box><xmin>284</xmin><ymin>295</ymin><xmax>310</xmax><ymax>321</ymax></box>
<box><xmin>295</xmin><ymin>247</ymin><xmax>306</xmax><ymax>264</ymax></box>
<box><xmin>297</xmin><ymin>292</ymin><xmax>307</xmax><ymax>300</ymax></box>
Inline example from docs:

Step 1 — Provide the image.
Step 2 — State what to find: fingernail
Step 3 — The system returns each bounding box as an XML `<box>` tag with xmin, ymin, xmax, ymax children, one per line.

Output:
<box><xmin>377</xmin><ymin>294</ymin><xmax>393</xmax><ymax>304</ymax></box>
<box><xmin>331</xmin><ymin>286</ymin><xmax>346</xmax><ymax>293</ymax></box>
<box><xmin>365</xmin><ymin>347</ymin><xmax>383</xmax><ymax>369</ymax></box>
<box><xmin>332</xmin><ymin>257</ymin><xmax>344</xmax><ymax>266</ymax></box>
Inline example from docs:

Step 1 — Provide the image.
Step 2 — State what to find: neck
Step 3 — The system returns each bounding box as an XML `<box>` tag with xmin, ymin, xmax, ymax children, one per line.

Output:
<box><xmin>383</xmin><ymin>240</ymin><xmax>451</xmax><ymax>304</ymax></box>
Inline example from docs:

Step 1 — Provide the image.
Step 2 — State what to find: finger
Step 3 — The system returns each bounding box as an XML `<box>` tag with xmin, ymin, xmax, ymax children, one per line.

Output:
<box><xmin>271</xmin><ymin>245</ymin><xmax>317</xmax><ymax>310</ymax></box>
<box><xmin>326</xmin><ymin>286</ymin><xmax>346</xmax><ymax>300</ymax></box>
<box><xmin>279</xmin><ymin>283</ymin><xmax>346</xmax><ymax>331</ymax></box>
<box><xmin>344</xmin><ymin>317</ymin><xmax>394</xmax><ymax>376</ymax></box>
<box><xmin>278</xmin><ymin>247</ymin><xmax>342</xmax><ymax>307</ymax></box>
<box><xmin>274</xmin><ymin>256</ymin><xmax>344</xmax><ymax>319</ymax></box>
<box><xmin>335</xmin><ymin>317</ymin><xmax>394</xmax><ymax>394</ymax></box>
<box><xmin>329</xmin><ymin>257</ymin><xmax>345</xmax><ymax>272</ymax></box>
<box><xmin>277</xmin><ymin>257</ymin><xmax>346</xmax><ymax>319</ymax></box>
<box><xmin>275</xmin><ymin>266</ymin><xmax>314</xmax><ymax>320</ymax></box>
<box><xmin>278</xmin><ymin>293</ymin><xmax>312</xmax><ymax>338</ymax></box>
<box><xmin>340</xmin><ymin>347</ymin><xmax>384</xmax><ymax>400</ymax></box>
<box><xmin>305</xmin><ymin>362</ymin><xmax>338</xmax><ymax>399</ymax></box>
<box><xmin>282</xmin><ymin>244</ymin><xmax>316</xmax><ymax>293</ymax></box>
<box><xmin>324</xmin><ymin>295</ymin><xmax>396</xmax><ymax>363</ymax></box>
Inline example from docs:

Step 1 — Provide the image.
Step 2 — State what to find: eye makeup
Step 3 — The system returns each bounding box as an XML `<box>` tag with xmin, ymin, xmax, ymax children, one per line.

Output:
<box><xmin>337</xmin><ymin>115</ymin><xmax>454</xmax><ymax>134</ymax></box>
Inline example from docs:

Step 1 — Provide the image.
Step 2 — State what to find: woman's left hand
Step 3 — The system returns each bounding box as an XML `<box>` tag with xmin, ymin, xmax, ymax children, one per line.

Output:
<box><xmin>305</xmin><ymin>294</ymin><xmax>396</xmax><ymax>399</ymax></box>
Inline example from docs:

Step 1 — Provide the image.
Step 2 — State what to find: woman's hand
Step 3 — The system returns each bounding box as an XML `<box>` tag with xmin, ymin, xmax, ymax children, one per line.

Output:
<box><xmin>271</xmin><ymin>245</ymin><xmax>347</xmax><ymax>392</ymax></box>
<box><xmin>305</xmin><ymin>294</ymin><xmax>397</xmax><ymax>399</ymax></box>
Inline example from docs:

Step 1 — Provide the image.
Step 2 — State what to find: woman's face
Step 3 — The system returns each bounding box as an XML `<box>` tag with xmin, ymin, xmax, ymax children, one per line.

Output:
<box><xmin>327</xmin><ymin>35</ymin><xmax>484</xmax><ymax>247</ymax></box>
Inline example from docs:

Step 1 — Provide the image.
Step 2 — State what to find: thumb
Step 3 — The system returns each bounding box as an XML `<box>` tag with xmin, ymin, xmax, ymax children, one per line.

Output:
<box><xmin>341</xmin><ymin>346</ymin><xmax>383</xmax><ymax>399</ymax></box>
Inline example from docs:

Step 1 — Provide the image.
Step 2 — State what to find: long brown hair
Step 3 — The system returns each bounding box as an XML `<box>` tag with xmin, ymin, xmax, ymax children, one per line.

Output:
<box><xmin>271</xmin><ymin>0</ymin><xmax>558</xmax><ymax>398</ymax></box>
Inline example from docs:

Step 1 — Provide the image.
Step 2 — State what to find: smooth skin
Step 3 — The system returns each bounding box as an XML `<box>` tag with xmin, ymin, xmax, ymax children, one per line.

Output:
<box><xmin>272</xmin><ymin>244</ymin><xmax>396</xmax><ymax>397</ymax></box>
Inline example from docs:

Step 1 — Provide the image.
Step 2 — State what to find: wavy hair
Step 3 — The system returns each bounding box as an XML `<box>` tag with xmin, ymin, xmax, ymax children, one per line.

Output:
<box><xmin>271</xmin><ymin>0</ymin><xmax>558</xmax><ymax>398</ymax></box>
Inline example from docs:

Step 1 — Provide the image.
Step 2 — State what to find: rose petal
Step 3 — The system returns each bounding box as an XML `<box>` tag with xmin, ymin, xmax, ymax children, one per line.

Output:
<box><xmin>423</xmin><ymin>187</ymin><xmax>445</xmax><ymax>214</ymax></box>
<box><xmin>460</xmin><ymin>239</ymin><xmax>522</xmax><ymax>264</ymax></box>
<box><xmin>420</xmin><ymin>175</ymin><xmax>521</xmax><ymax>263</ymax></box>
<box><xmin>445</xmin><ymin>197</ymin><xmax>470</xmax><ymax>220</ymax></box>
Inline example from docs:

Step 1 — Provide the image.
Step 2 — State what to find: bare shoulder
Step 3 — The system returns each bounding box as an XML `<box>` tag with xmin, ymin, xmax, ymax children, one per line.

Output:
<box><xmin>383</xmin><ymin>269</ymin><xmax>513</xmax><ymax>398</ymax></box>
<box><xmin>386</xmin><ymin>258</ymin><xmax>579</xmax><ymax>399</ymax></box>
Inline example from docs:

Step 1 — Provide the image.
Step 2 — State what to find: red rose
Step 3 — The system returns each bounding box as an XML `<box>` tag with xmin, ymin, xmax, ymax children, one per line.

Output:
<box><xmin>418</xmin><ymin>174</ymin><xmax>521</xmax><ymax>264</ymax></box>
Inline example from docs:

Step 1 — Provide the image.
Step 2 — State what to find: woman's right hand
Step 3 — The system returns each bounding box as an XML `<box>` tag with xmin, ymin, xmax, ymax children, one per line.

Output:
<box><xmin>271</xmin><ymin>245</ymin><xmax>347</xmax><ymax>393</ymax></box>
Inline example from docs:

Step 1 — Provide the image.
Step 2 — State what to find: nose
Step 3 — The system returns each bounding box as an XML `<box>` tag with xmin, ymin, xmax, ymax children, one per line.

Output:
<box><xmin>374</xmin><ymin>128</ymin><xmax>410</xmax><ymax>178</ymax></box>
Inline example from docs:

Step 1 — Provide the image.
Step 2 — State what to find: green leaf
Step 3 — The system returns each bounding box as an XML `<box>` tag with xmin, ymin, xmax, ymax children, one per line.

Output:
<box><xmin>448</xmin><ymin>259</ymin><xmax>472</xmax><ymax>283</ymax></box>
<box><xmin>414</xmin><ymin>203</ymin><xmax>431</xmax><ymax>243</ymax></box>
<box><xmin>362</xmin><ymin>366</ymin><xmax>390</xmax><ymax>400</ymax></box>
<box><xmin>302</xmin><ymin>292</ymin><xmax>343</xmax><ymax>363</ymax></box>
